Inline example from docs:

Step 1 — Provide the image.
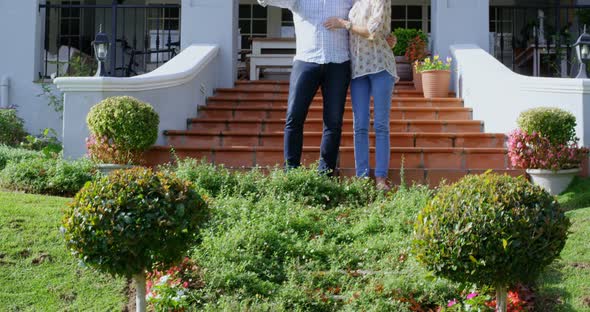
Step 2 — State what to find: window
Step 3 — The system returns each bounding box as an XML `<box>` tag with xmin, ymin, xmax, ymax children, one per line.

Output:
<box><xmin>239</xmin><ymin>4</ymin><xmax>268</xmax><ymax>50</ymax></box>
<box><xmin>147</xmin><ymin>5</ymin><xmax>180</xmax><ymax>31</ymax></box>
<box><xmin>59</xmin><ymin>1</ymin><xmax>81</xmax><ymax>48</ymax></box>
<box><xmin>391</xmin><ymin>5</ymin><xmax>429</xmax><ymax>31</ymax></box>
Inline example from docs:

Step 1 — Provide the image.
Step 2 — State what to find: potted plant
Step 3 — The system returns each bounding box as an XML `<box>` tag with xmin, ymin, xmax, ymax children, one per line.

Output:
<box><xmin>63</xmin><ymin>168</ymin><xmax>208</xmax><ymax>312</ymax></box>
<box><xmin>507</xmin><ymin>107</ymin><xmax>589</xmax><ymax>195</ymax></box>
<box><xmin>86</xmin><ymin>96</ymin><xmax>159</xmax><ymax>174</ymax></box>
<box><xmin>392</xmin><ymin>28</ymin><xmax>427</xmax><ymax>81</ymax></box>
<box><xmin>404</xmin><ymin>35</ymin><xmax>429</xmax><ymax>92</ymax></box>
<box><xmin>416</xmin><ymin>55</ymin><xmax>452</xmax><ymax>98</ymax></box>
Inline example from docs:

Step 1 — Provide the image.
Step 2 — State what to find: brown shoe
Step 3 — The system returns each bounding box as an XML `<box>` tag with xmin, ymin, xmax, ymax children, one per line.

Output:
<box><xmin>375</xmin><ymin>177</ymin><xmax>391</xmax><ymax>192</ymax></box>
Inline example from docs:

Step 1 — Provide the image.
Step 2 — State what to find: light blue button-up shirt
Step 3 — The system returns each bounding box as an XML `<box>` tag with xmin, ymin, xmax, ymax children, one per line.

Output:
<box><xmin>257</xmin><ymin>0</ymin><xmax>352</xmax><ymax>64</ymax></box>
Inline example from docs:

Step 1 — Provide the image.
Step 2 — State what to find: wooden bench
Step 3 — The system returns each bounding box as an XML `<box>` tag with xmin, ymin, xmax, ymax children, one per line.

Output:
<box><xmin>248</xmin><ymin>38</ymin><xmax>295</xmax><ymax>80</ymax></box>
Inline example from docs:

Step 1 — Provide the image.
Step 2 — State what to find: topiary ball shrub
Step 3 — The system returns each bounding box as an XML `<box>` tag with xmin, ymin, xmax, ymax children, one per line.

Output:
<box><xmin>63</xmin><ymin>168</ymin><xmax>207</xmax><ymax>311</ymax></box>
<box><xmin>0</xmin><ymin>109</ymin><xmax>27</xmax><ymax>146</ymax></box>
<box><xmin>86</xmin><ymin>96</ymin><xmax>159</xmax><ymax>160</ymax></box>
<box><xmin>413</xmin><ymin>173</ymin><xmax>570</xmax><ymax>311</ymax></box>
<box><xmin>517</xmin><ymin>107</ymin><xmax>576</xmax><ymax>144</ymax></box>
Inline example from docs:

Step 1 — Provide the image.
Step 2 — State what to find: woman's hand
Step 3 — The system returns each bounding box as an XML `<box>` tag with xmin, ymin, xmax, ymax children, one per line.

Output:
<box><xmin>324</xmin><ymin>17</ymin><xmax>348</xmax><ymax>30</ymax></box>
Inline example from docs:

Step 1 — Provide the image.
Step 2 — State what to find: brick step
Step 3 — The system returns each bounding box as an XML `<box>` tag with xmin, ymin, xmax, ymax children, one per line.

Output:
<box><xmin>215</xmin><ymin>87</ymin><xmax>454</xmax><ymax>98</ymax></box>
<box><xmin>146</xmin><ymin>146</ymin><xmax>509</xmax><ymax>170</ymax></box>
<box><xmin>235</xmin><ymin>80</ymin><xmax>416</xmax><ymax>87</ymax></box>
<box><xmin>187</xmin><ymin>118</ymin><xmax>483</xmax><ymax>133</ymax></box>
<box><xmin>165</xmin><ymin>131</ymin><xmax>505</xmax><ymax>149</ymax></box>
<box><xmin>207</xmin><ymin>96</ymin><xmax>464</xmax><ymax>108</ymax></box>
<box><xmin>197</xmin><ymin>106</ymin><xmax>472</xmax><ymax>120</ymax></box>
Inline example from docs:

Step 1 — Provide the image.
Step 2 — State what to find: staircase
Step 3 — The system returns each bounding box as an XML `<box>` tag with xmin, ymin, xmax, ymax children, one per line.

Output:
<box><xmin>145</xmin><ymin>80</ymin><xmax>524</xmax><ymax>185</ymax></box>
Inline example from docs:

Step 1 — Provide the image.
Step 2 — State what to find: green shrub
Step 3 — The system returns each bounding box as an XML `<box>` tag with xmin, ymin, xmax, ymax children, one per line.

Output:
<box><xmin>413</xmin><ymin>173</ymin><xmax>570</xmax><ymax>310</ymax></box>
<box><xmin>0</xmin><ymin>109</ymin><xmax>27</xmax><ymax>146</ymax></box>
<box><xmin>19</xmin><ymin>128</ymin><xmax>62</xmax><ymax>157</ymax></box>
<box><xmin>86</xmin><ymin>96</ymin><xmax>159</xmax><ymax>158</ymax></box>
<box><xmin>63</xmin><ymin>168</ymin><xmax>208</xmax><ymax>277</ymax></box>
<box><xmin>0</xmin><ymin>157</ymin><xmax>94</xmax><ymax>196</ymax></box>
<box><xmin>517</xmin><ymin>107</ymin><xmax>577</xmax><ymax>144</ymax></box>
<box><xmin>0</xmin><ymin>145</ymin><xmax>42</xmax><ymax>170</ymax></box>
<box><xmin>393</xmin><ymin>28</ymin><xmax>428</xmax><ymax>57</ymax></box>
<box><xmin>173</xmin><ymin>158</ymin><xmax>237</xmax><ymax>197</ymax></box>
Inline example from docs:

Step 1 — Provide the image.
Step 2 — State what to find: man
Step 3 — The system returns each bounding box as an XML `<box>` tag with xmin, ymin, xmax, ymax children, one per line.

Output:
<box><xmin>257</xmin><ymin>0</ymin><xmax>353</xmax><ymax>176</ymax></box>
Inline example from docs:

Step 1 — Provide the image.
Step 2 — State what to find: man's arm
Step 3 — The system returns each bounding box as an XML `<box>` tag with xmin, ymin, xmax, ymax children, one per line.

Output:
<box><xmin>257</xmin><ymin>0</ymin><xmax>298</xmax><ymax>11</ymax></box>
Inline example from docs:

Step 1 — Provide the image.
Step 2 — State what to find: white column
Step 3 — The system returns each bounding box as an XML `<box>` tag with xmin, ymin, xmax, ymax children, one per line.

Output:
<box><xmin>431</xmin><ymin>0</ymin><xmax>490</xmax><ymax>59</ymax></box>
<box><xmin>181</xmin><ymin>0</ymin><xmax>238</xmax><ymax>88</ymax></box>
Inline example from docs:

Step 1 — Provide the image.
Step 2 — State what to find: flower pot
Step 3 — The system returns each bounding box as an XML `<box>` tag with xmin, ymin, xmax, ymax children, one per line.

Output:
<box><xmin>412</xmin><ymin>65</ymin><xmax>423</xmax><ymax>93</ymax></box>
<box><xmin>526</xmin><ymin>168</ymin><xmax>580</xmax><ymax>196</ymax></box>
<box><xmin>395</xmin><ymin>56</ymin><xmax>412</xmax><ymax>81</ymax></box>
<box><xmin>421</xmin><ymin>69</ymin><xmax>451</xmax><ymax>98</ymax></box>
<box><xmin>96</xmin><ymin>164</ymin><xmax>135</xmax><ymax>175</ymax></box>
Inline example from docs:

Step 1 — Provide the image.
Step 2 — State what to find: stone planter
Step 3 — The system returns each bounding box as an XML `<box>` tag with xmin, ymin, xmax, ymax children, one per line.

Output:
<box><xmin>395</xmin><ymin>56</ymin><xmax>412</xmax><ymax>81</ymax></box>
<box><xmin>526</xmin><ymin>168</ymin><xmax>580</xmax><ymax>196</ymax></box>
<box><xmin>96</xmin><ymin>164</ymin><xmax>135</xmax><ymax>175</ymax></box>
<box><xmin>421</xmin><ymin>69</ymin><xmax>451</xmax><ymax>98</ymax></box>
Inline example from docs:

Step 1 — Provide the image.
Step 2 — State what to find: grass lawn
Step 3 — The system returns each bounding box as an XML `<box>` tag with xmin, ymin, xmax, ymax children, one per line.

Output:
<box><xmin>0</xmin><ymin>174</ymin><xmax>589</xmax><ymax>311</ymax></box>
<box><xmin>0</xmin><ymin>192</ymin><xmax>127</xmax><ymax>311</ymax></box>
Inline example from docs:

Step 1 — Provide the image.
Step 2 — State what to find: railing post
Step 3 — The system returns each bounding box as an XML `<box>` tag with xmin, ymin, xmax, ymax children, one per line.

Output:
<box><xmin>110</xmin><ymin>0</ymin><xmax>118</xmax><ymax>76</ymax></box>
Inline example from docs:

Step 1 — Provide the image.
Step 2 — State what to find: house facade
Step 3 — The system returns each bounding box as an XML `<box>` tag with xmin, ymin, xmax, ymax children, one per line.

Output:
<box><xmin>1</xmin><ymin>0</ymin><xmax>590</xmax><ymax>161</ymax></box>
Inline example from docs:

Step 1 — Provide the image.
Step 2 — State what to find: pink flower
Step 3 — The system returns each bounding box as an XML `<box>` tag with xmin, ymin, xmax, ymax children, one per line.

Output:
<box><xmin>448</xmin><ymin>299</ymin><xmax>458</xmax><ymax>307</ymax></box>
<box><xmin>466</xmin><ymin>292</ymin><xmax>478</xmax><ymax>300</ymax></box>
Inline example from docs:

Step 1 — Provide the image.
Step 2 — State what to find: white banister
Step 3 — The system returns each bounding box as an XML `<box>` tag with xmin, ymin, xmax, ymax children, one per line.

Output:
<box><xmin>54</xmin><ymin>44</ymin><xmax>220</xmax><ymax>159</ymax></box>
<box><xmin>452</xmin><ymin>44</ymin><xmax>590</xmax><ymax>147</ymax></box>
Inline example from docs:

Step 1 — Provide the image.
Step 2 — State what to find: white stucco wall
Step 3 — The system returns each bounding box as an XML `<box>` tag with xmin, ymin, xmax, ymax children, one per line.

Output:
<box><xmin>452</xmin><ymin>44</ymin><xmax>590</xmax><ymax>147</ymax></box>
<box><xmin>0</xmin><ymin>0</ymin><xmax>63</xmax><ymax>136</ymax></box>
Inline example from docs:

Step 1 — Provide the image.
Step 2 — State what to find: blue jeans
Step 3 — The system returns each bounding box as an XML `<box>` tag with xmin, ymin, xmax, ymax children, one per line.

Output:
<box><xmin>350</xmin><ymin>70</ymin><xmax>394</xmax><ymax>178</ymax></box>
<box><xmin>284</xmin><ymin>60</ymin><xmax>351</xmax><ymax>176</ymax></box>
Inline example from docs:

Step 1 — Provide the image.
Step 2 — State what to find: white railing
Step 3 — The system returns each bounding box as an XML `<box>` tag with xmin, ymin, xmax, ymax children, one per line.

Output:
<box><xmin>54</xmin><ymin>44</ymin><xmax>220</xmax><ymax>158</ymax></box>
<box><xmin>452</xmin><ymin>44</ymin><xmax>590</xmax><ymax>147</ymax></box>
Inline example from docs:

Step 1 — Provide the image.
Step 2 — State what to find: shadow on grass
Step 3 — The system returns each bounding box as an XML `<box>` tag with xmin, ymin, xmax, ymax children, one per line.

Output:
<box><xmin>558</xmin><ymin>177</ymin><xmax>590</xmax><ymax>211</ymax></box>
<box><xmin>534</xmin><ymin>262</ymin><xmax>577</xmax><ymax>312</ymax></box>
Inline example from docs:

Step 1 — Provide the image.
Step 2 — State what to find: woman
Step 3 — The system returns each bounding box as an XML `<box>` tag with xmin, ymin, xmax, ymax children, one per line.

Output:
<box><xmin>324</xmin><ymin>0</ymin><xmax>398</xmax><ymax>190</ymax></box>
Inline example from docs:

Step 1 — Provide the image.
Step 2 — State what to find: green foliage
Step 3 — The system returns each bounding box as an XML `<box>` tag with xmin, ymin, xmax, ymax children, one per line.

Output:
<box><xmin>87</xmin><ymin>96</ymin><xmax>159</xmax><ymax>152</ymax></box>
<box><xmin>517</xmin><ymin>107</ymin><xmax>577</xmax><ymax>144</ymax></box>
<box><xmin>37</xmin><ymin>83</ymin><xmax>64</xmax><ymax>113</ymax></box>
<box><xmin>0</xmin><ymin>157</ymin><xmax>94</xmax><ymax>196</ymax></box>
<box><xmin>558</xmin><ymin>176</ymin><xmax>590</xmax><ymax>211</ymax></box>
<box><xmin>413</xmin><ymin>173</ymin><xmax>571</xmax><ymax>287</ymax></box>
<box><xmin>0</xmin><ymin>109</ymin><xmax>27</xmax><ymax>146</ymax></box>
<box><xmin>67</xmin><ymin>54</ymin><xmax>96</xmax><ymax>77</ymax></box>
<box><xmin>393</xmin><ymin>28</ymin><xmax>428</xmax><ymax>57</ymax></box>
<box><xmin>63</xmin><ymin>168</ymin><xmax>208</xmax><ymax>277</ymax></box>
<box><xmin>0</xmin><ymin>145</ymin><xmax>42</xmax><ymax>170</ymax></box>
<box><xmin>188</xmin><ymin>181</ymin><xmax>464</xmax><ymax>310</ymax></box>
<box><xmin>172</xmin><ymin>158</ymin><xmax>238</xmax><ymax>197</ymax></box>
<box><xmin>20</xmin><ymin>128</ymin><xmax>63</xmax><ymax>157</ymax></box>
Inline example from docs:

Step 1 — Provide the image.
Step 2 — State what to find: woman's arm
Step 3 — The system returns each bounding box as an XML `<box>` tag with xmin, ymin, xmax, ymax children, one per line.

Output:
<box><xmin>324</xmin><ymin>0</ymin><xmax>388</xmax><ymax>40</ymax></box>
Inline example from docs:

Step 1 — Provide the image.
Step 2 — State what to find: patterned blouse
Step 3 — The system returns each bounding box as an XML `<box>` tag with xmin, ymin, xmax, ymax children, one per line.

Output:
<box><xmin>348</xmin><ymin>0</ymin><xmax>398</xmax><ymax>80</ymax></box>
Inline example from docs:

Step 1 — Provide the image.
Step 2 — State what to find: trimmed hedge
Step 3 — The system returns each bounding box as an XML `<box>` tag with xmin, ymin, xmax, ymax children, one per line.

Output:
<box><xmin>0</xmin><ymin>157</ymin><xmax>94</xmax><ymax>196</ymax></box>
<box><xmin>517</xmin><ymin>107</ymin><xmax>577</xmax><ymax>144</ymax></box>
<box><xmin>0</xmin><ymin>109</ymin><xmax>27</xmax><ymax>146</ymax></box>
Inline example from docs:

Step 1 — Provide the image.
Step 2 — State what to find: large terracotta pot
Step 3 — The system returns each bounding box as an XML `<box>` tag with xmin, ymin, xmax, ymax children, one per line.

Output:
<box><xmin>421</xmin><ymin>70</ymin><xmax>451</xmax><ymax>98</ymax></box>
<box><xmin>395</xmin><ymin>56</ymin><xmax>412</xmax><ymax>81</ymax></box>
<box><xmin>412</xmin><ymin>65</ymin><xmax>423</xmax><ymax>93</ymax></box>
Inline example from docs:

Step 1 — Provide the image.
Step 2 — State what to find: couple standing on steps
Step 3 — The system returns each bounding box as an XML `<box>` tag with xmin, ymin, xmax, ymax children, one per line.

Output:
<box><xmin>258</xmin><ymin>0</ymin><xmax>399</xmax><ymax>191</ymax></box>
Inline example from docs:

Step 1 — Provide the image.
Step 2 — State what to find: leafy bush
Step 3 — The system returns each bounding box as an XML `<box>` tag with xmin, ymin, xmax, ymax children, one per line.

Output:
<box><xmin>517</xmin><ymin>107</ymin><xmax>577</xmax><ymax>144</ymax></box>
<box><xmin>0</xmin><ymin>145</ymin><xmax>42</xmax><ymax>170</ymax></box>
<box><xmin>507</xmin><ymin>128</ymin><xmax>589</xmax><ymax>170</ymax></box>
<box><xmin>172</xmin><ymin>158</ymin><xmax>238</xmax><ymax>197</ymax></box>
<box><xmin>405</xmin><ymin>35</ymin><xmax>429</xmax><ymax>64</ymax></box>
<box><xmin>20</xmin><ymin>128</ymin><xmax>62</xmax><ymax>157</ymax></box>
<box><xmin>393</xmin><ymin>28</ymin><xmax>428</xmax><ymax>57</ymax></box>
<box><xmin>189</xmin><ymin>185</ymin><xmax>463</xmax><ymax>311</ymax></box>
<box><xmin>0</xmin><ymin>109</ymin><xmax>27</xmax><ymax>146</ymax></box>
<box><xmin>0</xmin><ymin>157</ymin><xmax>94</xmax><ymax>196</ymax></box>
<box><xmin>86</xmin><ymin>96</ymin><xmax>159</xmax><ymax>164</ymax></box>
<box><xmin>413</xmin><ymin>173</ymin><xmax>570</xmax><ymax>310</ymax></box>
<box><xmin>63</xmin><ymin>168</ymin><xmax>208</xmax><ymax>277</ymax></box>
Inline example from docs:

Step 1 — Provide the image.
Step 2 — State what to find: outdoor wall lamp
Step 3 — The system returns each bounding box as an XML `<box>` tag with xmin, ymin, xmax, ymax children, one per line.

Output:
<box><xmin>574</xmin><ymin>25</ymin><xmax>590</xmax><ymax>79</ymax></box>
<box><xmin>92</xmin><ymin>25</ymin><xmax>110</xmax><ymax>77</ymax></box>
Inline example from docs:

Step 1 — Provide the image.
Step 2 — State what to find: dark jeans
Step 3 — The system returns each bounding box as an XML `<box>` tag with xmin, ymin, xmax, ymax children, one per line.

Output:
<box><xmin>284</xmin><ymin>60</ymin><xmax>351</xmax><ymax>175</ymax></box>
